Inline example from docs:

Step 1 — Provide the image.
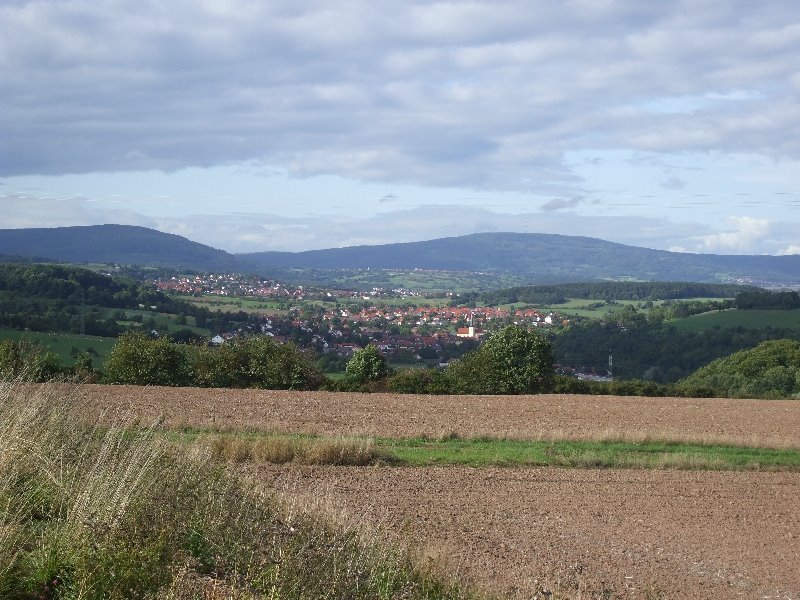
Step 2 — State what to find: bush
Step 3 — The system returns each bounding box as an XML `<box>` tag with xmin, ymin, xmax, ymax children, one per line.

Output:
<box><xmin>103</xmin><ymin>331</ymin><xmax>191</xmax><ymax>386</ymax></box>
<box><xmin>346</xmin><ymin>345</ymin><xmax>389</xmax><ymax>385</ymax></box>
<box><xmin>239</xmin><ymin>335</ymin><xmax>323</xmax><ymax>390</ymax></box>
<box><xmin>0</xmin><ymin>339</ymin><xmax>62</xmax><ymax>382</ymax></box>
<box><xmin>679</xmin><ymin>339</ymin><xmax>800</xmax><ymax>398</ymax></box>
<box><xmin>446</xmin><ymin>326</ymin><xmax>555</xmax><ymax>395</ymax></box>
<box><xmin>388</xmin><ymin>368</ymin><xmax>451</xmax><ymax>394</ymax></box>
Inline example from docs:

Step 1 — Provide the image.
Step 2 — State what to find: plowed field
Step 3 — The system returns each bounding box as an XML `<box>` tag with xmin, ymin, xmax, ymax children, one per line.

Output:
<box><xmin>252</xmin><ymin>465</ymin><xmax>800</xmax><ymax>599</ymax></box>
<box><xmin>78</xmin><ymin>385</ymin><xmax>800</xmax><ymax>447</ymax></box>
<box><xmin>74</xmin><ymin>385</ymin><xmax>800</xmax><ymax>598</ymax></box>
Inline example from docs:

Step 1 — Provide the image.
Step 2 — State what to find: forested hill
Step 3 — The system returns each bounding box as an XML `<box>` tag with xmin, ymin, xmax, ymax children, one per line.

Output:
<box><xmin>2</xmin><ymin>226</ymin><xmax>800</xmax><ymax>284</ymax></box>
<box><xmin>0</xmin><ymin>225</ymin><xmax>238</xmax><ymax>271</ymax></box>
<box><xmin>240</xmin><ymin>232</ymin><xmax>800</xmax><ymax>284</ymax></box>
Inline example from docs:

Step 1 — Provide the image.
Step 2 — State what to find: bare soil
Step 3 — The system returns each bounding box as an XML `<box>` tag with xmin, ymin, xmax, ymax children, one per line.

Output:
<box><xmin>78</xmin><ymin>384</ymin><xmax>800</xmax><ymax>447</ymax></box>
<box><xmin>73</xmin><ymin>385</ymin><xmax>800</xmax><ymax>598</ymax></box>
<box><xmin>252</xmin><ymin>465</ymin><xmax>800</xmax><ymax>600</ymax></box>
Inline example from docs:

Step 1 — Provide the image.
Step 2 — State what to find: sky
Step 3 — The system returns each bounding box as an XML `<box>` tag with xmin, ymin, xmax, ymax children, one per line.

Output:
<box><xmin>2</xmin><ymin>1</ymin><xmax>800</xmax><ymax>255</ymax></box>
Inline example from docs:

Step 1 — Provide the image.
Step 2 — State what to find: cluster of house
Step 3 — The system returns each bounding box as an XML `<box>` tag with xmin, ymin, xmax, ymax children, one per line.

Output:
<box><xmin>152</xmin><ymin>274</ymin><xmax>307</xmax><ymax>299</ymax></box>
<box><xmin>322</xmin><ymin>304</ymin><xmax>559</xmax><ymax>332</ymax></box>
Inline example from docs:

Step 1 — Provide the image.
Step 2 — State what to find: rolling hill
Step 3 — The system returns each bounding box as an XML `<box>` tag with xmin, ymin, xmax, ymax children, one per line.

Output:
<box><xmin>0</xmin><ymin>225</ymin><xmax>238</xmax><ymax>271</ymax></box>
<box><xmin>1</xmin><ymin>225</ymin><xmax>799</xmax><ymax>284</ymax></box>
<box><xmin>239</xmin><ymin>232</ymin><xmax>800</xmax><ymax>284</ymax></box>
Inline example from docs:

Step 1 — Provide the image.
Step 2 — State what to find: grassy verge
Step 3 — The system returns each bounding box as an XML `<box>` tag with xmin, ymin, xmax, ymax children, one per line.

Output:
<box><xmin>180</xmin><ymin>431</ymin><xmax>800</xmax><ymax>471</ymax></box>
<box><xmin>381</xmin><ymin>436</ymin><xmax>800</xmax><ymax>470</ymax></box>
<box><xmin>0</xmin><ymin>382</ymin><xmax>477</xmax><ymax>599</ymax></box>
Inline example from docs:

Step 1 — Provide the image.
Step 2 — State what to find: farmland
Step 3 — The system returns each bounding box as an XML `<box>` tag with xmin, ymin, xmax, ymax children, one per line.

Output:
<box><xmin>0</xmin><ymin>329</ymin><xmax>115</xmax><ymax>366</ymax></box>
<box><xmin>76</xmin><ymin>385</ymin><xmax>800</xmax><ymax>598</ymax></box>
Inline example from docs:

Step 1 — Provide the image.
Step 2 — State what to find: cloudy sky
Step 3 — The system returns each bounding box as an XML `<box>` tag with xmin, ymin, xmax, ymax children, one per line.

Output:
<box><xmin>2</xmin><ymin>1</ymin><xmax>800</xmax><ymax>254</ymax></box>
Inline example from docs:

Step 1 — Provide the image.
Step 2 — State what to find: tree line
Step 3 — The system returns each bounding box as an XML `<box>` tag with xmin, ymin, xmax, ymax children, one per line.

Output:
<box><xmin>467</xmin><ymin>281</ymin><xmax>755</xmax><ymax>306</ymax></box>
<box><xmin>735</xmin><ymin>290</ymin><xmax>800</xmax><ymax>310</ymax></box>
<box><xmin>552</xmin><ymin>305</ymin><xmax>800</xmax><ymax>382</ymax></box>
<box><xmin>0</xmin><ymin>326</ymin><xmax>556</xmax><ymax>395</ymax></box>
<box><xmin>3</xmin><ymin>326</ymin><xmax>799</xmax><ymax>398</ymax></box>
<box><xmin>0</xmin><ymin>263</ymin><xmax>249</xmax><ymax>337</ymax></box>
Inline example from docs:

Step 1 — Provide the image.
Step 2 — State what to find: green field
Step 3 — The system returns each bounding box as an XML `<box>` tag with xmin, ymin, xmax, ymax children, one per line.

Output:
<box><xmin>671</xmin><ymin>309</ymin><xmax>800</xmax><ymax>332</ymax></box>
<box><xmin>524</xmin><ymin>298</ymin><xmax>645</xmax><ymax>318</ymax></box>
<box><xmin>0</xmin><ymin>329</ymin><xmax>116</xmax><ymax>366</ymax></box>
<box><xmin>99</xmin><ymin>308</ymin><xmax>212</xmax><ymax>335</ymax></box>
<box><xmin>174</xmin><ymin>430</ymin><xmax>800</xmax><ymax>472</ymax></box>
<box><xmin>377</xmin><ymin>436</ymin><xmax>800</xmax><ymax>470</ymax></box>
<box><xmin>183</xmin><ymin>295</ymin><xmax>288</xmax><ymax>316</ymax></box>
<box><xmin>328</xmin><ymin>270</ymin><xmax>527</xmax><ymax>293</ymax></box>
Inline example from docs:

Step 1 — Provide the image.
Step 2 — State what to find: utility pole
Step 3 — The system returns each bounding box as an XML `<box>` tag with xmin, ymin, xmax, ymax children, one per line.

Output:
<box><xmin>80</xmin><ymin>288</ymin><xmax>85</xmax><ymax>338</ymax></box>
<box><xmin>608</xmin><ymin>349</ymin><xmax>613</xmax><ymax>381</ymax></box>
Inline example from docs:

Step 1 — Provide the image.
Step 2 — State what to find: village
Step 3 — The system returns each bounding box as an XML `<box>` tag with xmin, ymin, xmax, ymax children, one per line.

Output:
<box><xmin>151</xmin><ymin>272</ymin><xmax>566</xmax><ymax>367</ymax></box>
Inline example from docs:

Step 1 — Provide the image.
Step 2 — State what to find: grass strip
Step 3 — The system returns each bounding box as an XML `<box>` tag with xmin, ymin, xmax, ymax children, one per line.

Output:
<box><xmin>379</xmin><ymin>437</ymin><xmax>800</xmax><ymax>470</ymax></box>
<box><xmin>174</xmin><ymin>430</ymin><xmax>800</xmax><ymax>471</ymax></box>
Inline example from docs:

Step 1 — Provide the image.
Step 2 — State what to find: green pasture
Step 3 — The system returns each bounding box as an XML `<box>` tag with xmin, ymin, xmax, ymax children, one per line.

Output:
<box><xmin>330</xmin><ymin>270</ymin><xmax>526</xmax><ymax>293</ymax></box>
<box><xmin>0</xmin><ymin>329</ymin><xmax>116</xmax><ymax>366</ymax></box>
<box><xmin>378</xmin><ymin>436</ymin><xmax>800</xmax><ymax>470</ymax></box>
<box><xmin>670</xmin><ymin>309</ymin><xmax>800</xmax><ymax>332</ymax></box>
<box><xmin>99</xmin><ymin>308</ymin><xmax>212</xmax><ymax>335</ymax></box>
<box><xmin>524</xmin><ymin>298</ymin><xmax>643</xmax><ymax>318</ymax></box>
<box><xmin>183</xmin><ymin>295</ymin><xmax>288</xmax><ymax>316</ymax></box>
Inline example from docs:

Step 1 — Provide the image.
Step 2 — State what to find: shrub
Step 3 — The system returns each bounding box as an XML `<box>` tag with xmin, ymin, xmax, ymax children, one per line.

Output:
<box><xmin>0</xmin><ymin>339</ymin><xmax>62</xmax><ymax>382</ymax></box>
<box><xmin>447</xmin><ymin>325</ymin><xmax>555</xmax><ymax>394</ymax></box>
<box><xmin>103</xmin><ymin>331</ymin><xmax>191</xmax><ymax>386</ymax></box>
<box><xmin>346</xmin><ymin>345</ymin><xmax>389</xmax><ymax>385</ymax></box>
<box><xmin>679</xmin><ymin>339</ymin><xmax>800</xmax><ymax>398</ymax></box>
<box><xmin>388</xmin><ymin>368</ymin><xmax>451</xmax><ymax>394</ymax></box>
<box><xmin>0</xmin><ymin>382</ymin><xmax>475</xmax><ymax>599</ymax></box>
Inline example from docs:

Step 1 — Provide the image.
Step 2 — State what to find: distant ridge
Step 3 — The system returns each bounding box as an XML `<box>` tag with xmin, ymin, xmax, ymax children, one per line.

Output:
<box><xmin>0</xmin><ymin>225</ymin><xmax>237</xmax><ymax>271</ymax></box>
<box><xmin>1</xmin><ymin>225</ymin><xmax>798</xmax><ymax>284</ymax></box>
<box><xmin>239</xmin><ymin>232</ymin><xmax>800</xmax><ymax>285</ymax></box>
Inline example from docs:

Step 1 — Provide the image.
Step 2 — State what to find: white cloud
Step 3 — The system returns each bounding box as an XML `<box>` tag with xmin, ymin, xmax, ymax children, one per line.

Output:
<box><xmin>3</xmin><ymin>1</ymin><xmax>800</xmax><ymax>258</ymax></box>
<box><xmin>681</xmin><ymin>216</ymin><xmax>772</xmax><ymax>254</ymax></box>
<box><xmin>2</xmin><ymin>0</ymin><xmax>799</xmax><ymax>195</ymax></box>
<box><xmin>777</xmin><ymin>245</ymin><xmax>800</xmax><ymax>256</ymax></box>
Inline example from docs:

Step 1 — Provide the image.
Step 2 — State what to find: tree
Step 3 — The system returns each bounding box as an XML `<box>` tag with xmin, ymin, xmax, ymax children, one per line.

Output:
<box><xmin>346</xmin><ymin>345</ymin><xmax>389</xmax><ymax>385</ymax></box>
<box><xmin>188</xmin><ymin>335</ymin><xmax>323</xmax><ymax>390</ymax></box>
<box><xmin>103</xmin><ymin>332</ymin><xmax>191</xmax><ymax>386</ymax></box>
<box><xmin>239</xmin><ymin>336</ymin><xmax>323</xmax><ymax>390</ymax></box>
<box><xmin>447</xmin><ymin>325</ymin><xmax>554</xmax><ymax>394</ymax></box>
<box><xmin>678</xmin><ymin>338</ymin><xmax>800</xmax><ymax>398</ymax></box>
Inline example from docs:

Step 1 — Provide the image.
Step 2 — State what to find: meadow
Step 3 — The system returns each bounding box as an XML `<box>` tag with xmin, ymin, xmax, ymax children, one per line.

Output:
<box><xmin>0</xmin><ymin>329</ymin><xmax>115</xmax><ymax>366</ymax></box>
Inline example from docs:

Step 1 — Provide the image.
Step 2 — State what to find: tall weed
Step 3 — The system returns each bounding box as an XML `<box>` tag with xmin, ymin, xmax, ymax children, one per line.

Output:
<box><xmin>0</xmin><ymin>382</ymin><xmax>477</xmax><ymax>599</ymax></box>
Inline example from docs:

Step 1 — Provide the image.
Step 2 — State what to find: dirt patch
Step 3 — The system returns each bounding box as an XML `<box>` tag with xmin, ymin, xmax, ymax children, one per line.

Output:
<box><xmin>251</xmin><ymin>464</ymin><xmax>800</xmax><ymax>600</ymax></box>
<box><xmin>78</xmin><ymin>385</ymin><xmax>800</xmax><ymax>447</ymax></box>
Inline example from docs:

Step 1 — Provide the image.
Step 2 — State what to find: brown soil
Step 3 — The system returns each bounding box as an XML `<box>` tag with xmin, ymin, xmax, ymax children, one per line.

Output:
<box><xmin>252</xmin><ymin>464</ymin><xmax>800</xmax><ymax>600</ymax></box>
<box><xmin>71</xmin><ymin>385</ymin><xmax>800</xmax><ymax>598</ymax></box>
<box><xmin>78</xmin><ymin>384</ymin><xmax>800</xmax><ymax>447</ymax></box>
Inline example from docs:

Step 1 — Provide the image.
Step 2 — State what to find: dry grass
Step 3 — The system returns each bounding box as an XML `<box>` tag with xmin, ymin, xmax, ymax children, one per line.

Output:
<box><xmin>519</xmin><ymin>427</ymin><xmax>800</xmax><ymax>450</ymax></box>
<box><xmin>0</xmin><ymin>382</ymin><xmax>478</xmax><ymax>599</ymax></box>
<box><xmin>197</xmin><ymin>434</ymin><xmax>379</xmax><ymax>466</ymax></box>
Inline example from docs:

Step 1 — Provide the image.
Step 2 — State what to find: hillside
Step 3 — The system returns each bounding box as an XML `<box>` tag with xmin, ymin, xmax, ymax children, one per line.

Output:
<box><xmin>2</xmin><ymin>226</ymin><xmax>799</xmax><ymax>284</ymax></box>
<box><xmin>240</xmin><ymin>232</ymin><xmax>800</xmax><ymax>284</ymax></box>
<box><xmin>680</xmin><ymin>339</ymin><xmax>800</xmax><ymax>398</ymax></box>
<box><xmin>0</xmin><ymin>224</ymin><xmax>238</xmax><ymax>271</ymax></box>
